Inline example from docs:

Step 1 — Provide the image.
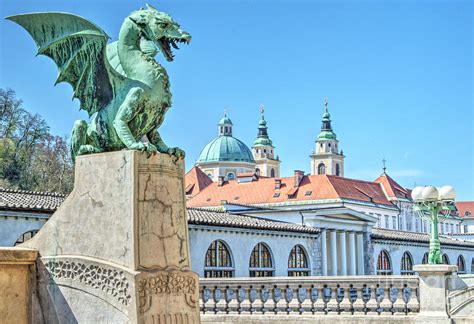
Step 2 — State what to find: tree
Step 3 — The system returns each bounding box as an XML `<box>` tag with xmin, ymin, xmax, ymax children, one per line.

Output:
<box><xmin>0</xmin><ymin>88</ymin><xmax>74</xmax><ymax>193</ymax></box>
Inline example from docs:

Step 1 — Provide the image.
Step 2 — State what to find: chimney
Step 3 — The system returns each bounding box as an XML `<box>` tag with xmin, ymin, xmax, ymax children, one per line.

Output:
<box><xmin>274</xmin><ymin>178</ymin><xmax>282</xmax><ymax>190</ymax></box>
<box><xmin>218</xmin><ymin>176</ymin><xmax>225</xmax><ymax>187</ymax></box>
<box><xmin>294</xmin><ymin>170</ymin><xmax>304</xmax><ymax>187</ymax></box>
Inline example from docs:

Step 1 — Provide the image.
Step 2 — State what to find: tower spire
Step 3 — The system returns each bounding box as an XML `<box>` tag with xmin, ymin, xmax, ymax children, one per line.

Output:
<box><xmin>382</xmin><ymin>157</ymin><xmax>387</xmax><ymax>174</ymax></box>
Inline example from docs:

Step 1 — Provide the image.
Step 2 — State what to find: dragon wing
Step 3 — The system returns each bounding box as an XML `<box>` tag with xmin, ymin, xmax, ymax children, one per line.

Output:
<box><xmin>7</xmin><ymin>12</ymin><xmax>125</xmax><ymax>117</ymax></box>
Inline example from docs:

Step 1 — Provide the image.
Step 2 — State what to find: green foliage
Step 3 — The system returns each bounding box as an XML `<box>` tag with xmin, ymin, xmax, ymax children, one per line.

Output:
<box><xmin>0</xmin><ymin>88</ymin><xmax>74</xmax><ymax>194</ymax></box>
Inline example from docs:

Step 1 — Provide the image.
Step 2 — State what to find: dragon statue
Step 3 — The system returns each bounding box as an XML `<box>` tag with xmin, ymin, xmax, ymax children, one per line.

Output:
<box><xmin>7</xmin><ymin>4</ymin><xmax>191</xmax><ymax>161</ymax></box>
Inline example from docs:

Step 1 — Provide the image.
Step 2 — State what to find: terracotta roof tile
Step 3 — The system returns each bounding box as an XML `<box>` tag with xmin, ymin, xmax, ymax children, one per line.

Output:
<box><xmin>372</xmin><ymin>228</ymin><xmax>474</xmax><ymax>248</ymax></box>
<box><xmin>0</xmin><ymin>188</ymin><xmax>66</xmax><ymax>212</ymax></box>
<box><xmin>186</xmin><ymin>174</ymin><xmax>393</xmax><ymax>208</ymax></box>
<box><xmin>456</xmin><ymin>201</ymin><xmax>474</xmax><ymax>218</ymax></box>
<box><xmin>374</xmin><ymin>173</ymin><xmax>411</xmax><ymax>200</ymax></box>
<box><xmin>187</xmin><ymin>208</ymin><xmax>319</xmax><ymax>234</ymax></box>
<box><xmin>184</xmin><ymin>166</ymin><xmax>213</xmax><ymax>197</ymax></box>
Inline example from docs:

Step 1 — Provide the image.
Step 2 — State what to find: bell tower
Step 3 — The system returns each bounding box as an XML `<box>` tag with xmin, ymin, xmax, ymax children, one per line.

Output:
<box><xmin>252</xmin><ymin>105</ymin><xmax>280</xmax><ymax>178</ymax></box>
<box><xmin>310</xmin><ymin>98</ymin><xmax>345</xmax><ymax>176</ymax></box>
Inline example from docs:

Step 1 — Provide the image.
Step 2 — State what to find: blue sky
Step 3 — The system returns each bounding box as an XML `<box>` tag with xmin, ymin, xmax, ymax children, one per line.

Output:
<box><xmin>1</xmin><ymin>0</ymin><xmax>472</xmax><ymax>200</ymax></box>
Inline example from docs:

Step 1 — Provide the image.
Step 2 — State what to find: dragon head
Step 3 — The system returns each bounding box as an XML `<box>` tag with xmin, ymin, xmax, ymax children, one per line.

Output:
<box><xmin>129</xmin><ymin>4</ymin><xmax>191</xmax><ymax>62</ymax></box>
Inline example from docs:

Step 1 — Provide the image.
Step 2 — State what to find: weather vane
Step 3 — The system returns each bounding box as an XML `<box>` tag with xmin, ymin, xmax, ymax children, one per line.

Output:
<box><xmin>259</xmin><ymin>104</ymin><xmax>265</xmax><ymax>115</ymax></box>
<box><xmin>324</xmin><ymin>96</ymin><xmax>328</xmax><ymax>111</ymax></box>
<box><xmin>224</xmin><ymin>107</ymin><xmax>229</xmax><ymax>116</ymax></box>
<box><xmin>382</xmin><ymin>157</ymin><xmax>387</xmax><ymax>173</ymax></box>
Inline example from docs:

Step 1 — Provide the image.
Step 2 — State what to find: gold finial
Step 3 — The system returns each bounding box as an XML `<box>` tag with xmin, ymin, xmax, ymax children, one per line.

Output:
<box><xmin>259</xmin><ymin>104</ymin><xmax>265</xmax><ymax>115</ymax></box>
<box><xmin>324</xmin><ymin>96</ymin><xmax>328</xmax><ymax>112</ymax></box>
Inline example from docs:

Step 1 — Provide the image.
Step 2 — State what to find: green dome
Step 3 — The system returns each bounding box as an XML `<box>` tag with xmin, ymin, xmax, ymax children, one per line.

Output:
<box><xmin>198</xmin><ymin>136</ymin><xmax>255</xmax><ymax>163</ymax></box>
<box><xmin>253</xmin><ymin>137</ymin><xmax>273</xmax><ymax>146</ymax></box>
<box><xmin>317</xmin><ymin>130</ymin><xmax>337</xmax><ymax>140</ymax></box>
<box><xmin>218</xmin><ymin>116</ymin><xmax>233</xmax><ymax>125</ymax></box>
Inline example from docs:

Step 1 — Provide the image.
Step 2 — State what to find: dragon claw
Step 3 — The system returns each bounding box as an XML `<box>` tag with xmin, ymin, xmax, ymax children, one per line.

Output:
<box><xmin>168</xmin><ymin>147</ymin><xmax>185</xmax><ymax>159</ymax></box>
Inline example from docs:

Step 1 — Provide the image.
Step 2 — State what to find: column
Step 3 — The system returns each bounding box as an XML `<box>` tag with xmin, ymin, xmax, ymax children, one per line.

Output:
<box><xmin>339</xmin><ymin>231</ymin><xmax>347</xmax><ymax>275</ymax></box>
<box><xmin>348</xmin><ymin>231</ymin><xmax>356</xmax><ymax>275</ymax></box>
<box><xmin>356</xmin><ymin>232</ymin><xmax>364</xmax><ymax>275</ymax></box>
<box><xmin>321</xmin><ymin>229</ymin><xmax>328</xmax><ymax>276</ymax></box>
<box><xmin>330</xmin><ymin>230</ymin><xmax>337</xmax><ymax>276</ymax></box>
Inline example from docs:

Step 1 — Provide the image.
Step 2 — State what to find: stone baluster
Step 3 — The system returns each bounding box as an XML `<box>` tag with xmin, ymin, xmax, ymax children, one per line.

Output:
<box><xmin>366</xmin><ymin>284</ymin><xmax>378</xmax><ymax>315</ymax></box>
<box><xmin>202</xmin><ymin>287</ymin><xmax>211</xmax><ymax>314</ymax></box>
<box><xmin>237</xmin><ymin>287</ymin><xmax>245</xmax><ymax>314</ymax></box>
<box><xmin>297</xmin><ymin>286</ymin><xmax>307</xmax><ymax>314</ymax></box>
<box><xmin>213</xmin><ymin>287</ymin><xmax>222</xmax><ymax>314</ymax></box>
<box><xmin>249</xmin><ymin>286</ymin><xmax>257</xmax><ymax>314</ymax></box>
<box><xmin>310</xmin><ymin>286</ymin><xmax>317</xmax><ymax>314</ymax></box>
<box><xmin>224</xmin><ymin>287</ymin><xmax>233</xmax><ymax>314</ymax></box>
<box><xmin>272</xmin><ymin>287</ymin><xmax>281</xmax><ymax>314</ymax></box>
<box><xmin>285</xmin><ymin>286</ymin><xmax>294</xmax><ymax>314</ymax></box>
<box><xmin>260</xmin><ymin>286</ymin><xmax>269</xmax><ymax>314</ymax></box>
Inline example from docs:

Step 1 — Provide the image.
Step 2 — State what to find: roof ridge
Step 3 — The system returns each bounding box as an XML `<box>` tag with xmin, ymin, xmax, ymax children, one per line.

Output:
<box><xmin>0</xmin><ymin>187</ymin><xmax>67</xmax><ymax>197</ymax></box>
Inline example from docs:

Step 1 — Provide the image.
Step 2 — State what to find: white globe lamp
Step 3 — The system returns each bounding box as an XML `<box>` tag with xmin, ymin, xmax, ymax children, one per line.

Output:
<box><xmin>422</xmin><ymin>186</ymin><xmax>439</xmax><ymax>201</ymax></box>
<box><xmin>438</xmin><ymin>186</ymin><xmax>456</xmax><ymax>201</ymax></box>
<box><xmin>411</xmin><ymin>186</ymin><xmax>424</xmax><ymax>201</ymax></box>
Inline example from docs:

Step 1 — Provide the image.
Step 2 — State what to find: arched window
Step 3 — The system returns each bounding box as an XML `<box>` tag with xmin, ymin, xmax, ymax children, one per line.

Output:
<box><xmin>14</xmin><ymin>230</ymin><xmax>38</xmax><ymax>246</ymax></box>
<box><xmin>204</xmin><ymin>240</ymin><xmax>234</xmax><ymax>278</ymax></box>
<box><xmin>457</xmin><ymin>255</ymin><xmax>466</xmax><ymax>274</ymax></box>
<box><xmin>227</xmin><ymin>173</ymin><xmax>235</xmax><ymax>180</ymax></box>
<box><xmin>422</xmin><ymin>252</ymin><xmax>429</xmax><ymax>264</ymax></box>
<box><xmin>249</xmin><ymin>243</ymin><xmax>274</xmax><ymax>277</ymax></box>
<box><xmin>401</xmin><ymin>251</ymin><xmax>414</xmax><ymax>275</ymax></box>
<box><xmin>377</xmin><ymin>250</ymin><xmax>392</xmax><ymax>275</ymax></box>
<box><xmin>207</xmin><ymin>173</ymin><xmax>213</xmax><ymax>178</ymax></box>
<box><xmin>270</xmin><ymin>168</ymin><xmax>275</xmax><ymax>178</ymax></box>
<box><xmin>288</xmin><ymin>245</ymin><xmax>310</xmax><ymax>276</ymax></box>
<box><xmin>335</xmin><ymin>163</ymin><xmax>340</xmax><ymax>176</ymax></box>
<box><xmin>317</xmin><ymin>163</ymin><xmax>326</xmax><ymax>175</ymax></box>
<box><xmin>442</xmin><ymin>254</ymin><xmax>450</xmax><ymax>265</ymax></box>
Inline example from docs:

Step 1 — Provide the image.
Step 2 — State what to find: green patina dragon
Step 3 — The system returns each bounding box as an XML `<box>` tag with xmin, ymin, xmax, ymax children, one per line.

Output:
<box><xmin>7</xmin><ymin>4</ymin><xmax>191</xmax><ymax>161</ymax></box>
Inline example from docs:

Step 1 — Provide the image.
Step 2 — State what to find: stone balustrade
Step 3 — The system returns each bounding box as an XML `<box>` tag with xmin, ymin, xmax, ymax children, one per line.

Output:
<box><xmin>200</xmin><ymin>276</ymin><xmax>420</xmax><ymax>316</ymax></box>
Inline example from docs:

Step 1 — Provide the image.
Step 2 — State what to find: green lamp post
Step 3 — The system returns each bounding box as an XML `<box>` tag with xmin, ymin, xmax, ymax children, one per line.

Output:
<box><xmin>411</xmin><ymin>185</ymin><xmax>456</xmax><ymax>264</ymax></box>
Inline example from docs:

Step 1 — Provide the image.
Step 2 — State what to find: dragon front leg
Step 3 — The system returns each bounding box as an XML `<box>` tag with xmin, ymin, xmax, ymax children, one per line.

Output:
<box><xmin>148</xmin><ymin>130</ymin><xmax>185</xmax><ymax>159</ymax></box>
<box><xmin>113</xmin><ymin>87</ymin><xmax>156</xmax><ymax>153</ymax></box>
<box><xmin>71</xmin><ymin>120</ymin><xmax>101</xmax><ymax>162</ymax></box>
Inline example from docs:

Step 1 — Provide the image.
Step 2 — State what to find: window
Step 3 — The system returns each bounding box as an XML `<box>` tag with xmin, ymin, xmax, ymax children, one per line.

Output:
<box><xmin>422</xmin><ymin>252</ymin><xmax>429</xmax><ymax>264</ymax></box>
<box><xmin>451</xmin><ymin>224</ymin><xmax>454</xmax><ymax>234</ymax></box>
<box><xmin>14</xmin><ymin>230</ymin><xmax>38</xmax><ymax>246</ymax></box>
<box><xmin>442</xmin><ymin>254</ymin><xmax>450</xmax><ymax>265</ymax></box>
<box><xmin>457</xmin><ymin>255</ymin><xmax>466</xmax><ymax>274</ymax></box>
<box><xmin>207</xmin><ymin>173</ymin><xmax>213</xmax><ymax>178</ymax></box>
<box><xmin>471</xmin><ymin>258</ymin><xmax>474</xmax><ymax>274</ymax></box>
<box><xmin>288</xmin><ymin>245</ymin><xmax>309</xmax><ymax>276</ymax></box>
<box><xmin>317</xmin><ymin>163</ymin><xmax>326</xmax><ymax>175</ymax></box>
<box><xmin>401</xmin><ymin>252</ymin><xmax>414</xmax><ymax>275</ymax></box>
<box><xmin>392</xmin><ymin>216</ymin><xmax>397</xmax><ymax>230</ymax></box>
<box><xmin>270</xmin><ymin>168</ymin><xmax>275</xmax><ymax>178</ymax></box>
<box><xmin>227</xmin><ymin>172</ymin><xmax>235</xmax><ymax>180</ymax></box>
<box><xmin>249</xmin><ymin>243</ymin><xmax>274</xmax><ymax>277</ymax></box>
<box><xmin>377</xmin><ymin>250</ymin><xmax>392</xmax><ymax>275</ymax></box>
<box><xmin>204</xmin><ymin>240</ymin><xmax>234</xmax><ymax>278</ymax></box>
<box><xmin>335</xmin><ymin>163</ymin><xmax>340</xmax><ymax>176</ymax></box>
<box><xmin>384</xmin><ymin>215</ymin><xmax>389</xmax><ymax>229</ymax></box>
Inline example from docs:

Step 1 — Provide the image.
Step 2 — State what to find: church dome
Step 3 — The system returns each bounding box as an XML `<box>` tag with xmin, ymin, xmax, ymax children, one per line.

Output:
<box><xmin>197</xmin><ymin>136</ymin><xmax>255</xmax><ymax>163</ymax></box>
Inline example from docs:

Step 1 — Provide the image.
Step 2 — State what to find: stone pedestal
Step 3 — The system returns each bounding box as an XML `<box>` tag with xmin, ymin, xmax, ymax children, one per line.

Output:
<box><xmin>0</xmin><ymin>248</ymin><xmax>39</xmax><ymax>324</ymax></box>
<box><xmin>413</xmin><ymin>264</ymin><xmax>457</xmax><ymax>321</ymax></box>
<box><xmin>22</xmin><ymin>151</ymin><xmax>200</xmax><ymax>323</ymax></box>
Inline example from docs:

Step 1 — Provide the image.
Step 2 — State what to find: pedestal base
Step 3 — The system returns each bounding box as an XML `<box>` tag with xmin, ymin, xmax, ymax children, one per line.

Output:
<box><xmin>22</xmin><ymin>151</ymin><xmax>200</xmax><ymax>323</ymax></box>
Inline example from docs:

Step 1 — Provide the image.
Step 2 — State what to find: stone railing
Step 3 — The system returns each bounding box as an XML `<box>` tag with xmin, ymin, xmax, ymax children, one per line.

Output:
<box><xmin>200</xmin><ymin>276</ymin><xmax>420</xmax><ymax>316</ymax></box>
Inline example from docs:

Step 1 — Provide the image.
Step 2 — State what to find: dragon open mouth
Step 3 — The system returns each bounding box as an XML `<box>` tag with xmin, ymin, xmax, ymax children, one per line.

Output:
<box><xmin>158</xmin><ymin>37</ymin><xmax>189</xmax><ymax>62</ymax></box>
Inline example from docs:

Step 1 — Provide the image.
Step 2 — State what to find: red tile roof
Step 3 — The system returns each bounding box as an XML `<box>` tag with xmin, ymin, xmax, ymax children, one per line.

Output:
<box><xmin>186</xmin><ymin>174</ymin><xmax>393</xmax><ymax>208</ymax></box>
<box><xmin>374</xmin><ymin>173</ymin><xmax>411</xmax><ymax>200</ymax></box>
<box><xmin>456</xmin><ymin>201</ymin><xmax>474</xmax><ymax>218</ymax></box>
<box><xmin>184</xmin><ymin>166</ymin><xmax>213</xmax><ymax>197</ymax></box>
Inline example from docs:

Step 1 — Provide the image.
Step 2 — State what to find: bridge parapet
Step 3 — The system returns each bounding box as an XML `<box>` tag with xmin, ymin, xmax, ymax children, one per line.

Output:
<box><xmin>200</xmin><ymin>276</ymin><xmax>420</xmax><ymax>317</ymax></box>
